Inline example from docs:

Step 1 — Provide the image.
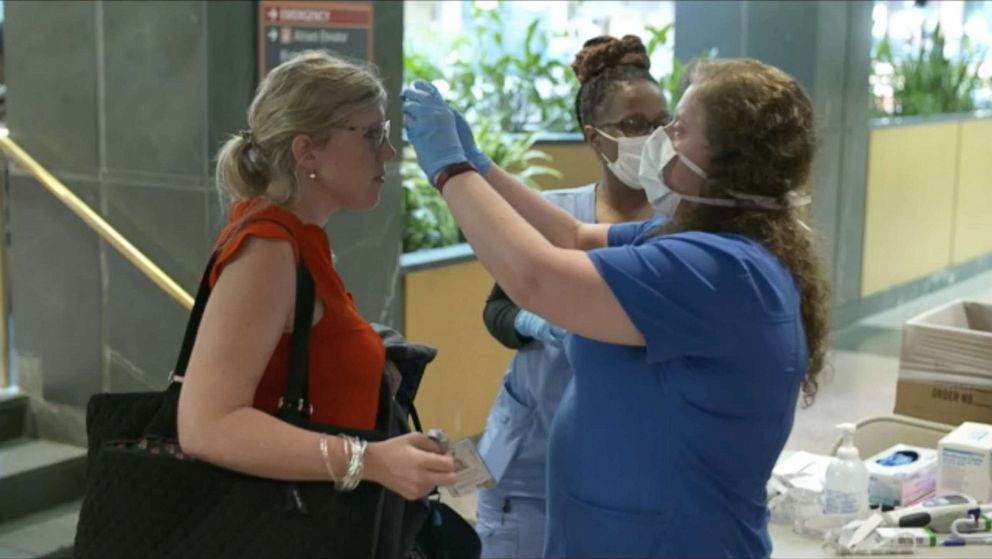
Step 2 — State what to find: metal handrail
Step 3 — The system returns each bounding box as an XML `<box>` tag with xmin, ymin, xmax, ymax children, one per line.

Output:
<box><xmin>0</xmin><ymin>129</ymin><xmax>194</xmax><ymax>311</ymax></box>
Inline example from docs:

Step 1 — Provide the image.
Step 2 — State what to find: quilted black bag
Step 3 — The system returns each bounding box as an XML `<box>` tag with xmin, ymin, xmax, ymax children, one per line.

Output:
<box><xmin>74</xmin><ymin>252</ymin><xmax>428</xmax><ymax>559</ymax></box>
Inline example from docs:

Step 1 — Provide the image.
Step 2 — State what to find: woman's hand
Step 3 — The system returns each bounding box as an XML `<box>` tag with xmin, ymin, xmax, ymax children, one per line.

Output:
<box><xmin>401</xmin><ymin>80</ymin><xmax>468</xmax><ymax>185</ymax></box>
<box><xmin>363</xmin><ymin>433</ymin><xmax>457</xmax><ymax>500</ymax></box>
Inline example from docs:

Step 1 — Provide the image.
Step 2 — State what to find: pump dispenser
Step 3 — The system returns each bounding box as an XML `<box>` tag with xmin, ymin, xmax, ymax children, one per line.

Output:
<box><xmin>822</xmin><ymin>423</ymin><xmax>870</xmax><ymax>517</ymax></box>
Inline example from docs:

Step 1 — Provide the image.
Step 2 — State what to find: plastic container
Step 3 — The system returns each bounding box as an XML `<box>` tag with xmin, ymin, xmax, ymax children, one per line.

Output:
<box><xmin>823</xmin><ymin>423</ymin><xmax>870</xmax><ymax>517</ymax></box>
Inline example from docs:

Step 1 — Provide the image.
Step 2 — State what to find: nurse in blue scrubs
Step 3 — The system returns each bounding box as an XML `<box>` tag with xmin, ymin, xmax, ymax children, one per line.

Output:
<box><xmin>476</xmin><ymin>35</ymin><xmax>661</xmax><ymax>559</ymax></box>
<box><xmin>402</xmin><ymin>57</ymin><xmax>830</xmax><ymax>558</ymax></box>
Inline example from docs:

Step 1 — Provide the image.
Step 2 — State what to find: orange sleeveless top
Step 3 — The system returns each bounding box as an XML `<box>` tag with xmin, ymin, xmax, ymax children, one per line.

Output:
<box><xmin>208</xmin><ymin>199</ymin><xmax>384</xmax><ymax>430</ymax></box>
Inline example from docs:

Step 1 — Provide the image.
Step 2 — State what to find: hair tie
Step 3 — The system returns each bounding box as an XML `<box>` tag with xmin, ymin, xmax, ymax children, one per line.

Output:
<box><xmin>239</xmin><ymin>129</ymin><xmax>254</xmax><ymax>144</ymax></box>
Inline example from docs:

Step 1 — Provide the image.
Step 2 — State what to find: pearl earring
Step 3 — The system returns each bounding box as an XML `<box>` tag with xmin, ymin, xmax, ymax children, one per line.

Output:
<box><xmin>308</xmin><ymin>171</ymin><xmax>317</xmax><ymax>180</ymax></box>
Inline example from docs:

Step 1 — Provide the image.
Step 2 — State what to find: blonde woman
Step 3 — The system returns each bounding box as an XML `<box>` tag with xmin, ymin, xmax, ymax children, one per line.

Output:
<box><xmin>176</xmin><ymin>50</ymin><xmax>456</xmax><ymax>543</ymax></box>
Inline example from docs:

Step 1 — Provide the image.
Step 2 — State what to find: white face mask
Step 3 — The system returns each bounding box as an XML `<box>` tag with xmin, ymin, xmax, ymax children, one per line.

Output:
<box><xmin>637</xmin><ymin>126</ymin><xmax>707</xmax><ymax>217</ymax></box>
<box><xmin>637</xmin><ymin>127</ymin><xmax>812</xmax><ymax>217</ymax></box>
<box><xmin>595</xmin><ymin>128</ymin><xmax>649</xmax><ymax>190</ymax></box>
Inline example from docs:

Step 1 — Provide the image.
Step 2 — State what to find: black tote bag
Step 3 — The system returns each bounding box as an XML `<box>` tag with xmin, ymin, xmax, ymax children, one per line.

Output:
<box><xmin>74</xmin><ymin>250</ymin><xmax>426</xmax><ymax>559</ymax></box>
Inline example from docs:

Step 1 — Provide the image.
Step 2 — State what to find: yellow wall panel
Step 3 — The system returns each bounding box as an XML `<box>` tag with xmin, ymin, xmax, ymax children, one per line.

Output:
<box><xmin>861</xmin><ymin>123</ymin><xmax>958</xmax><ymax>297</ymax></box>
<box><xmin>404</xmin><ymin>260</ymin><xmax>514</xmax><ymax>440</ymax></box>
<box><xmin>533</xmin><ymin>141</ymin><xmax>601</xmax><ymax>190</ymax></box>
<box><xmin>952</xmin><ymin>119</ymin><xmax>992</xmax><ymax>264</ymax></box>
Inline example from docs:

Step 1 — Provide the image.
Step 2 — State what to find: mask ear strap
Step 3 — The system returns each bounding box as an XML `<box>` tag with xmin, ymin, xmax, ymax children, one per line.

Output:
<box><xmin>785</xmin><ymin>191</ymin><xmax>812</xmax><ymax>207</ymax></box>
<box><xmin>679</xmin><ymin>194</ymin><xmax>737</xmax><ymax>207</ymax></box>
<box><xmin>716</xmin><ymin>189</ymin><xmax>813</xmax><ymax>210</ymax></box>
<box><xmin>677</xmin><ymin>153</ymin><xmax>708</xmax><ymax>179</ymax></box>
<box><xmin>594</xmin><ymin>128</ymin><xmax>619</xmax><ymax>142</ymax></box>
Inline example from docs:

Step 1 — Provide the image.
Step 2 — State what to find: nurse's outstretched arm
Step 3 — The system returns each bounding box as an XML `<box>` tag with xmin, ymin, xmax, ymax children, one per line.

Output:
<box><xmin>443</xmin><ymin>170</ymin><xmax>644</xmax><ymax>347</ymax></box>
<box><xmin>411</xmin><ymin>81</ymin><xmax>609</xmax><ymax>251</ymax></box>
<box><xmin>403</xmin><ymin>82</ymin><xmax>642</xmax><ymax>346</ymax></box>
<box><xmin>478</xmin><ymin>163</ymin><xmax>609</xmax><ymax>252</ymax></box>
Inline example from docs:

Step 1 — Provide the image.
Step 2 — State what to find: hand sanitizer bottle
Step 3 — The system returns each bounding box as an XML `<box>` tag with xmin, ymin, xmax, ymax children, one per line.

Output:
<box><xmin>822</xmin><ymin>423</ymin><xmax>869</xmax><ymax>517</ymax></box>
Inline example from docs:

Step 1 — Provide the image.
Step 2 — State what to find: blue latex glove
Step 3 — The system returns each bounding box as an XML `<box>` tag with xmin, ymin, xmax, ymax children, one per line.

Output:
<box><xmin>401</xmin><ymin>80</ymin><xmax>492</xmax><ymax>175</ymax></box>
<box><xmin>514</xmin><ymin>309</ymin><xmax>568</xmax><ymax>346</ymax></box>
<box><xmin>452</xmin><ymin>108</ymin><xmax>493</xmax><ymax>175</ymax></box>
<box><xmin>401</xmin><ymin>80</ymin><xmax>468</xmax><ymax>185</ymax></box>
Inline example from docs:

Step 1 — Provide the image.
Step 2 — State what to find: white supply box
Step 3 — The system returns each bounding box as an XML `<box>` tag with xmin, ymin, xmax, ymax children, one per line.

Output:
<box><xmin>937</xmin><ymin>422</ymin><xmax>992</xmax><ymax>501</ymax></box>
<box><xmin>864</xmin><ymin>444</ymin><xmax>937</xmax><ymax>507</ymax></box>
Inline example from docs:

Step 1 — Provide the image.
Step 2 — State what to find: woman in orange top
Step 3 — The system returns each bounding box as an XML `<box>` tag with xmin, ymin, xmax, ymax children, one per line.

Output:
<box><xmin>176</xmin><ymin>51</ymin><xmax>456</xmax><ymax>501</ymax></box>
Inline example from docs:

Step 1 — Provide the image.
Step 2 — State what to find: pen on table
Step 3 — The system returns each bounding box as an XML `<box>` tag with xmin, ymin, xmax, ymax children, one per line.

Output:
<box><xmin>943</xmin><ymin>537</ymin><xmax>992</xmax><ymax>546</ymax></box>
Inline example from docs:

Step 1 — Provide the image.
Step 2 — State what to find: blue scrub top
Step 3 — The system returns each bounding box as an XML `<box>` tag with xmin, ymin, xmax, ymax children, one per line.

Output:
<box><xmin>477</xmin><ymin>184</ymin><xmax>597</xmax><ymax>498</ymax></box>
<box><xmin>545</xmin><ymin>217</ymin><xmax>807</xmax><ymax>559</ymax></box>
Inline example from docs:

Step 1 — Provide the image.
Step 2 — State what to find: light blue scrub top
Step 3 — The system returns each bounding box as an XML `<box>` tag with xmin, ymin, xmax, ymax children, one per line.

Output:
<box><xmin>477</xmin><ymin>184</ymin><xmax>597</xmax><ymax>498</ymax></box>
<box><xmin>545</xmin><ymin>217</ymin><xmax>807</xmax><ymax>559</ymax></box>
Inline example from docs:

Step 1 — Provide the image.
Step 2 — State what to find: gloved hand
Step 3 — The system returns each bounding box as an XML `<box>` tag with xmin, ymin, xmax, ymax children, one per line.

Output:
<box><xmin>401</xmin><ymin>80</ymin><xmax>468</xmax><ymax>185</ymax></box>
<box><xmin>513</xmin><ymin>309</ymin><xmax>568</xmax><ymax>346</ymax></box>
<box><xmin>401</xmin><ymin>80</ymin><xmax>493</xmax><ymax>175</ymax></box>
<box><xmin>452</xmin><ymin>108</ymin><xmax>493</xmax><ymax>175</ymax></box>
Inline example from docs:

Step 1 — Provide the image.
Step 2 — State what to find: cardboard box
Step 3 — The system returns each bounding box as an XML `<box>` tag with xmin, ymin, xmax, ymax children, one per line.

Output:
<box><xmin>937</xmin><ymin>422</ymin><xmax>992</xmax><ymax>501</ymax></box>
<box><xmin>864</xmin><ymin>444</ymin><xmax>937</xmax><ymax>506</ymax></box>
<box><xmin>894</xmin><ymin>300</ymin><xmax>992</xmax><ymax>425</ymax></box>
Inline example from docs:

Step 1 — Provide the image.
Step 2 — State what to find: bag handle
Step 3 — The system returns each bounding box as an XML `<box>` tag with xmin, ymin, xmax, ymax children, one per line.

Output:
<box><xmin>169</xmin><ymin>252</ymin><xmax>220</xmax><ymax>381</ymax></box>
<box><xmin>169</xmin><ymin>218</ymin><xmax>316</xmax><ymax>420</ymax></box>
<box><xmin>277</xmin><ymin>261</ymin><xmax>316</xmax><ymax>421</ymax></box>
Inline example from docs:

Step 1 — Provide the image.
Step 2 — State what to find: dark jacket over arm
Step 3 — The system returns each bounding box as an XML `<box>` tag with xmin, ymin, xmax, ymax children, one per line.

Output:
<box><xmin>483</xmin><ymin>282</ymin><xmax>532</xmax><ymax>349</ymax></box>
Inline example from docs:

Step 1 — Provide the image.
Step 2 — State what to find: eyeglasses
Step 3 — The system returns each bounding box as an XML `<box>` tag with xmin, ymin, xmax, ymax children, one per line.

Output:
<box><xmin>342</xmin><ymin>120</ymin><xmax>391</xmax><ymax>148</ymax></box>
<box><xmin>599</xmin><ymin>114</ymin><xmax>672</xmax><ymax>137</ymax></box>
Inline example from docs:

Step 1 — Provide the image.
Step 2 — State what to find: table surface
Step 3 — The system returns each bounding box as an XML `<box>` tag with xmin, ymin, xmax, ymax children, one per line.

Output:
<box><xmin>769</xmin><ymin>449</ymin><xmax>987</xmax><ymax>558</ymax></box>
<box><xmin>769</xmin><ymin>522</ymin><xmax>985</xmax><ymax>558</ymax></box>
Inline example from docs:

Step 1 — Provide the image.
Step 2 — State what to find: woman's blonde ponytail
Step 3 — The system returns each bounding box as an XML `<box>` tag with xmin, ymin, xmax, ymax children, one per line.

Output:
<box><xmin>213</xmin><ymin>50</ymin><xmax>386</xmax><ymax>205</ymax></box>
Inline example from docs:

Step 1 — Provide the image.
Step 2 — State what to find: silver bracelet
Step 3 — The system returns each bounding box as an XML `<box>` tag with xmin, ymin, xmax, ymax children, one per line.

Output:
<box><xmin>351</xmin><ymin>438</ymin><xmax>367</xmax><ymax>488</ymax></box>
<box><xmin>344</xmin><ymin>436</ymin><xmax>366</xmax><ymax>491</ymax></box>
<box><xmin>318</xmin><ymin>434</ymin><xmax>338</xmax><ymax>482</ymax></box>
<box><xmin>335</xmin><ymin>436</ymin><xmax>356</xmax><ymax>492</ymax></box>
<box><xmin>333</xmin><ymin>435</ymin><xmax>353</xmax><ymax>491</ymax></box>
<box><xmin>335</xmin><ymin>435</ymin><xmax>366</xmax><ymax>492</ymax></box>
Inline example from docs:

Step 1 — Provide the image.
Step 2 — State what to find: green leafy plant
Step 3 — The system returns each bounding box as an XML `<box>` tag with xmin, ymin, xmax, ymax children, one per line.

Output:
<box><xmin>439</xmin><ymin>3</ymin><xmax>578</xmax><ymax>133</ymax></box>
<box><xmin>401</xmin><ymin>4</ymin><xmax>713</xmax><ymax>253</ymax></box>
<box><xmin>401</xmin><ymin>154</ymin><xmax>460</xmax><ymax>251</ymax></box>
<box><xmin>400</xmin><ymin>112</ymin><xmax>563</xmax><ymax>252</ymax></box>
<box><xmin>872</xmin><ymin>22</ymin><xmax>989</xmax><ymax>117</ymax></box>
<box><xmin>401</xmin><ymin>2</ymin><xmax>565</xmax><ymax>253</ymax></box>
<box><xmin>643</xmin><ymin>23</ymin><xmax>717</xmax><ymax>109</ymax></box>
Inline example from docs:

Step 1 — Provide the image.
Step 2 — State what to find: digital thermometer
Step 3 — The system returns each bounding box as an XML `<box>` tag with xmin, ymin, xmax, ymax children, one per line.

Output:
<box><xmin>883</xmin><ymin>494</ymin><xmax>983</xmax><ymax>532</ymax></box>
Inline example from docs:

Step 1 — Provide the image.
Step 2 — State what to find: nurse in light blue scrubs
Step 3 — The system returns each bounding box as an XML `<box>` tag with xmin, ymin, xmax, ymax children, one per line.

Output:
<box><xmin>475</xmin><ymin>35</ymin><xmax>661</xmax><ymax>559</ymax></box>
<box><xmin>401</xmin><ymin>57</ymin><xmax>830</xmax><ymax>558</ymax></box>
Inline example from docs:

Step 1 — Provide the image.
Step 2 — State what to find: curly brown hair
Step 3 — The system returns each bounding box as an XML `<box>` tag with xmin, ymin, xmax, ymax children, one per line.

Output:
<box><xmin>571</xmin><ymin>35</ymin><xmax>658</xmax><ymax>127</ymax></box>
<box><xmin>660</xmin><ymin>58</ymin><xmax>830</xmax><ymax>406</ymax></box>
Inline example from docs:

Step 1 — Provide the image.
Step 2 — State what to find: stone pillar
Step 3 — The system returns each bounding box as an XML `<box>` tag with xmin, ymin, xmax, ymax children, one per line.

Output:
<box><xmin>3</xmin><ymin>0</ymin><xmax>404</xmax><ymax>441</ymax></box>
<box><xmin>675</xmin><ymin>0</ymin><xmax>873</xmax><ymax>307</ymax></box>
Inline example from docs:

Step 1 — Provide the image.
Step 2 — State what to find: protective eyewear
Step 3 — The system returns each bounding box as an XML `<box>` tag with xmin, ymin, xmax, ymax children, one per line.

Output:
<box><xmin>599</xmin><ymin>114</ymin><xmax>671</xmax><ymax>138</ymax></box>
<box><xmin>343</xmin><ymin>119</ymin><xmax>391</xmax><ymax>147</ymax></box>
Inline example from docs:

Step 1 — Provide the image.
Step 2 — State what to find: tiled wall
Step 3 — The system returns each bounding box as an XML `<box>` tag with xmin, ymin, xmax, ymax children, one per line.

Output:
<box><xmin>675</xmin><ymin>1</ymin><xmax>873</xmax><ymax>308</ymax></box>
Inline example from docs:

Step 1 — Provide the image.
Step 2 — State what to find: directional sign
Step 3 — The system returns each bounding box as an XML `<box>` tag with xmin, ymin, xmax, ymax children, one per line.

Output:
<box><xmin>258</xmin><ymin>1</ymin><xmax>373</xmax><ymax>78</ymax></box>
